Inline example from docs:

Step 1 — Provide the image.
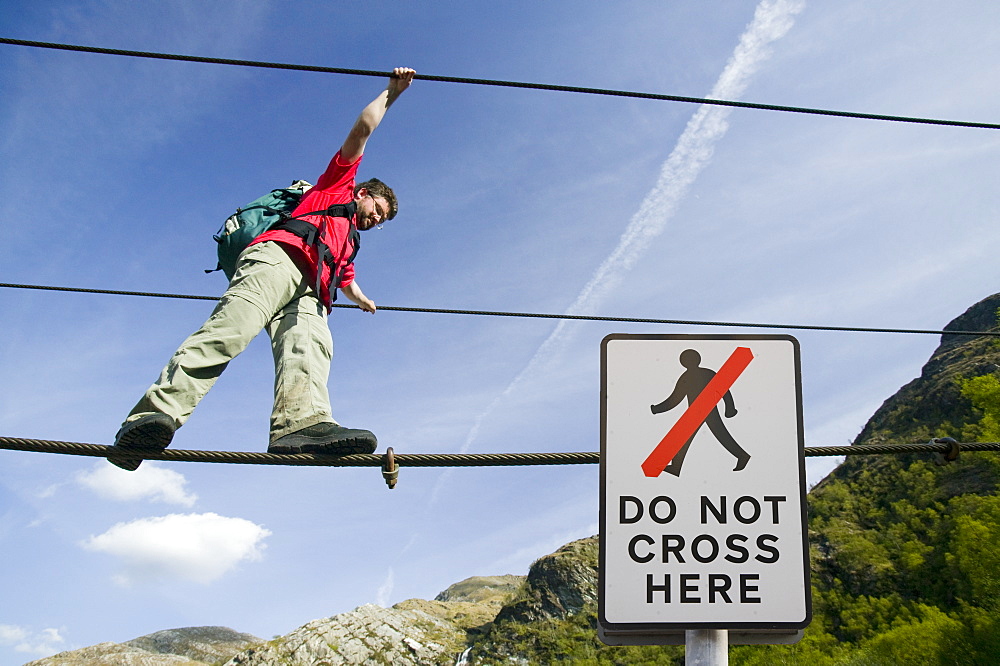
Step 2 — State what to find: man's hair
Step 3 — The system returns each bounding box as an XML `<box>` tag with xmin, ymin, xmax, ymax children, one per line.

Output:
<box><xmin>354</xmin><ymin>178</ymin><xmax>398</xmax><ymax>220</ymax></box>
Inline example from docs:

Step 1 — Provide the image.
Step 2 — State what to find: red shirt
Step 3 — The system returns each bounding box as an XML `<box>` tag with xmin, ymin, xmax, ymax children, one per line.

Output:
<box><xmin>252</xmin><ymin>151</ymin><xmax>361</xmax><ymax>309</ymax></box>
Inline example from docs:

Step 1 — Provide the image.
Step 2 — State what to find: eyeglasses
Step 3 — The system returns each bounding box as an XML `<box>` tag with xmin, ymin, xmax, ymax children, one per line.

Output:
<box><xmin>369</xmin><ymin>194</ymin><xmax>387</xmax><ymax>224</ymax></box>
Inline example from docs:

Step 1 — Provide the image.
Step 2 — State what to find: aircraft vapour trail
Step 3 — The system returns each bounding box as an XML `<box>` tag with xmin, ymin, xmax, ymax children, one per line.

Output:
<box><xmin>455</xmin><ymin>0</ymin><xmax>806</xmax><ymax>458</ymax></box>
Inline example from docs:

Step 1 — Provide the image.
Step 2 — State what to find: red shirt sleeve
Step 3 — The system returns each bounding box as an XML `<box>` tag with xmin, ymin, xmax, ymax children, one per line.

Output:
<box><xmin>310</xmin><ymin>151</ymin><xmax>361</xmax><ymax>198</ymax></box>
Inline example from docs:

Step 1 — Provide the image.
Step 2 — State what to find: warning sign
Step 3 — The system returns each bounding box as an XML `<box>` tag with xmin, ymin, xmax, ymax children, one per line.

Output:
<box><xmin>599</xmin><ymin>334</ymin><xmax>810</xmax><ymax>644</ymax></box>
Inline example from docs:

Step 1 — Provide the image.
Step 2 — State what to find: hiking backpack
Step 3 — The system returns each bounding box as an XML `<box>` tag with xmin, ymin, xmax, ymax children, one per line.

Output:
<box><xmin>209</xmin><ymin>180</ymin><xmax>311</xmax><ymax>280</ymax></box>
<box><xmin>208</xmin><ymin>181</ymin><xmax>360</xmax><ymax>301</ymax></box>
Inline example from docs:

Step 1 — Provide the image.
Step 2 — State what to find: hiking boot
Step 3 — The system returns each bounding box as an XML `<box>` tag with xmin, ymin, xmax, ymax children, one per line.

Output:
<box><xmin>108</xmin><ymin>413</ymin><xmax>176</xmax><ymax>471</ymax></box>
<box><xmin>268</xmin><ymin>422</ymin><xmax>377</xmax><ymax>455</ymax></box>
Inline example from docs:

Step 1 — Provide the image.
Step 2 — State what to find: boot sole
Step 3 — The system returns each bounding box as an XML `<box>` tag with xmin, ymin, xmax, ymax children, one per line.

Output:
<box><xmin>269</xmin><ymin>432</ymin><xmax>377</xmax><ymax>456</ymax></box>
<box><xmin>108</xmin><ymin>416</ymin><xmax>175</xmax><ymax>471</ymax></box>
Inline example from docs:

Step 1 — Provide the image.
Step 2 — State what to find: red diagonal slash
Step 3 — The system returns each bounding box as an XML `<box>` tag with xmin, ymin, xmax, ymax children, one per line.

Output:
<box><xmin>641</xmin><ymin>346</ymin><xmax>754</xmax><ymax>477</ymax></box>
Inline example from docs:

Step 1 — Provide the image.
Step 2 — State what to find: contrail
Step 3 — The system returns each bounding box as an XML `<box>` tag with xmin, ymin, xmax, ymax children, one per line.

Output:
<box><xmin>450</xmin><ymin>0</ymin><xmax>806</xmax><ymax>470</ymax></box>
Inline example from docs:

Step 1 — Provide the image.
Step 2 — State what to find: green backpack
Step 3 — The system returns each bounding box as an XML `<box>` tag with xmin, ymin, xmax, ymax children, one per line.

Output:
<box><xmin>208</xmin><ymin>180</ymin><xmax>313</xmax><ymax>280</ymax></box>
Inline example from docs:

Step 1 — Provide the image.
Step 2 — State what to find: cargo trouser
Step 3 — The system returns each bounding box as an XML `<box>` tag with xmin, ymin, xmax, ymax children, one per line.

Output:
<box><xmin>125</xmin><ymin>241</ymin><xmax>336</xmax><ymax>442</ymax></box>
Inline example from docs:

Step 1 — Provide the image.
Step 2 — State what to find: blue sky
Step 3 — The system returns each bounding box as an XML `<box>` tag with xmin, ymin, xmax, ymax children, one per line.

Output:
<box><xmin>2</xmin><ymin>0</ymin><xmax>1000</xmax><ymax>662</ymax></box>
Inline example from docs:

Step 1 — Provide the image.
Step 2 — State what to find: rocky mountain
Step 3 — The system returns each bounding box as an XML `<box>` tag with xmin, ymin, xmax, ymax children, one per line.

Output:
<box><xmin>24</xmin><ymin>627</ymin><xmax>261</xmax><ymax>666</ymax></box>
<box><xmin>25</xmin><ymin>293</ymin><xmax>1000</xmax><ymax>664</ymax></box>
<box><xmin>22</xmin><ymin>545</ymin><xmax>599</xmax><ymax>666</ymax></box>
<box><xmin>825</xmin><ymin>291</ymin><xmax>1000</xmax><ymax>480</ymax></box>
<box><xmin>221</xmin><ymin>575</ymin><xmax>525</xmax><ymax>665</ymax></box>
<box><xmin>21</xmin><ymin>576</ymin><xmax>526</xmax><ymax>666</ymax></box>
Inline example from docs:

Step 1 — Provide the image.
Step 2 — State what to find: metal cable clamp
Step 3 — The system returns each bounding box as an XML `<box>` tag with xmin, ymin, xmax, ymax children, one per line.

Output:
<box><xmin>382</xmin><ymin>447</ymin><xmax>398</xmax><ymax>489</ymax></box>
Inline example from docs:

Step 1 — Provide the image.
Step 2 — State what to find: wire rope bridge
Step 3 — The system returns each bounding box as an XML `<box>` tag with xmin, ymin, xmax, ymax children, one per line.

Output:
<box><xmin>1</xmin><ymin>436</ymin><xmax>996</xmax><ymax>489</ymax></box>
<box><xmin>2</xmin><ymin>43</ymin><xmax>999</xmax><ymax>489</ymax></box>
<box><xmin>2</xmin><ymin>288</ymin><xmax>1000</xmax><ymax>488</ymax></box>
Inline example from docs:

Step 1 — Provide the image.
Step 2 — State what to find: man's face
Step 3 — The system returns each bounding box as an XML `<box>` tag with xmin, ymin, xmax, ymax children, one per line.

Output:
<box><xmin>356</xmin><ymin>190</ymin><xmax>390</xmax><ymax>231</ymax></box>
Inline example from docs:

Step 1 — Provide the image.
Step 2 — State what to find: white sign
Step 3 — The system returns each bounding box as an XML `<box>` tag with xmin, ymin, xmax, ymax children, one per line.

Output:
<box><xmin>599</xmin><ymin>334</ymin><xmax>810</xmax><ymax>642</ymax></box>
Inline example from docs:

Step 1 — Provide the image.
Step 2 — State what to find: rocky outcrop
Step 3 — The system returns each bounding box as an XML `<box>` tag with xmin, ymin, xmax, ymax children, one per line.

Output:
<box><xmin>435</xmin><ymin>575</ymin><xmax>524</xmax><ymax>606</ymax></box>
<box><xmin>124</xmin><ymin>627</ymin><xmax>262</xmax><ymax>664</ymax></box>
<box><xmin>492</xmin><ymin>537</ymin><xmax>598</xmax><ymax>625</ymax></box>
<box><xmin>224</xmin><ymin>603</ymin><xmax>468</xmax><ymax>666</ymax></box>
<box><xmin>24</xmin><ymin>576</ymin><xmax>530</xmax><ymax>666</ymax></box>
<box><xmin>820</xmin><ymin>292</ymin><xmax>1000</xmax><ymax>489</ymax></box>
<box><xmin>220</xmin><ymin>576</ymin><xmax>527</xmax><ymax>665</ymax></box>
<box><xmin>857</xmin><ymin>292</ymin><xmax>1000</xmax><ymax>444</ymax></box>
<box><xmin>24</xmin><ymin>626</ymin><xmax>260</xmax><ymax>666</ymax></box>
<box><xmin>22</xmin><ymin>546</ymin><xmax>596</xmax><ymax>666</ymax></box>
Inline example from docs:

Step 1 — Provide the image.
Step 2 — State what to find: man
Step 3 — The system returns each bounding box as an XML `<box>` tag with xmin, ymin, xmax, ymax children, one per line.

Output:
<box><xmin>109</xmin><ymin>67</ymin><xmax>416</xmax><ymax>471</ymax></box>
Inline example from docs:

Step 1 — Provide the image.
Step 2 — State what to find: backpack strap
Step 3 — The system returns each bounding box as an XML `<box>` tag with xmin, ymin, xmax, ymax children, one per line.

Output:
<box><xmin>271</xmin><ymin>202</ymin><xmax>359</xmax><ymax>303</ymax></box>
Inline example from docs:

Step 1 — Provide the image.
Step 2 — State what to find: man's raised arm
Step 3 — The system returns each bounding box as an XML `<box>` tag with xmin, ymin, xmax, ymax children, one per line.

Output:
<box><xmin>340</xmin><ymin>67</ymin><xmax>415</xmax><ymax>163</ymax></box>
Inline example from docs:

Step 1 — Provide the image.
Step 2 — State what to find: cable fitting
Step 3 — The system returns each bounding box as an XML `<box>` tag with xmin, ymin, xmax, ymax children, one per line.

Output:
<box><xmin>382</xmin><ymin>447</ymin><xmax>398</xmax><ymax>489</ymax></box>
<box><xmin>933</xmin><ymin>437</ymin><xmax>961</xmax><ymax>466</ymax></box>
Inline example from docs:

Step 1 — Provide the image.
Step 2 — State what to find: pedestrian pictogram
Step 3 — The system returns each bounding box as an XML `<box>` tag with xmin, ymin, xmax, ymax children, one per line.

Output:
<box><xmin>643</xmin><ymin>347</ymin><xmax>753</xmax><ymax>477</ymax></box>
<box><xmin>599</xmin><ymin>334</ymin><xmax>810</xmax><ymax>646</ymax></box>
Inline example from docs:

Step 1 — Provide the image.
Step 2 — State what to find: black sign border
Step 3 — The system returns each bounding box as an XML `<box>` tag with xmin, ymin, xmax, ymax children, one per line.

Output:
<box><xmin>598</xmin><ymin>333</ymin><xmax>812</xmax><ymax>636</ymax></box>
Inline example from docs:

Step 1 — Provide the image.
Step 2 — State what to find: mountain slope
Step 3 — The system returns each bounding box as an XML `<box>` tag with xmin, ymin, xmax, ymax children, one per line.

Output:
<box><xmin>24</xmin><ymin>627</ymin><xmax>261</xmax><ymax>666</ymax></box>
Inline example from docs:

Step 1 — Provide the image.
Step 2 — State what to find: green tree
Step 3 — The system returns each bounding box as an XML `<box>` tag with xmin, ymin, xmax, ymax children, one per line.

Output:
<box><xmin>960</xmin><ymin>374</ymin><xmax>1000</xmax><ymax>441</ymax></box>
<box><xmin>844</xmin><ymin>605</ymin><xmax>961</xmax><ymax>666</ymax></box>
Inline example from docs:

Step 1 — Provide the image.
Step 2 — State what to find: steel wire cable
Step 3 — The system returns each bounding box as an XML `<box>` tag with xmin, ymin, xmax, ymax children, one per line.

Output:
<box><xmin>2</xmin><ymin>281</ymin><xmax>998</xmax><ymax>338</ymax></box>
<box><xmin>1</xmin><ymin>37</ymin><xmax>998</xmax><ymax>131</ymax></box>
<box><xmin>0</xmin><ymin>436</ymin><xmax>996</xmax><ymax>467</ymax></box>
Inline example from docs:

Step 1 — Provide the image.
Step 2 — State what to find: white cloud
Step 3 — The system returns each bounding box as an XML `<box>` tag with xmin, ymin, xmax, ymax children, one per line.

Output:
<box><xmin>81</xmin><ymin>513</ymin><xmax>270</xmax><ymax>585</ymax></box>
<box><xmin>0</xmin><ymin>624</ymin><xmax>65</xmax><ymax>656</ymax></box>
<box><xmin>36</xmin><ymin>484</ymin><xmax>62</xmax><ymax>499</ymax></box>
<box><xmin>76</xmin><ymin>462</ymin><xmax>197</xmax><ymax>507</ymax></box>
<box><xmin>0</xmin><ymin>625</ymin><xmax>27</xmax><ymax>645</ymax></box>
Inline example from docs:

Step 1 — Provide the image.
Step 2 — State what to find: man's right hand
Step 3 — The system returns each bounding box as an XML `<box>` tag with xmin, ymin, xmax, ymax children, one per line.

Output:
<box><xmin>388</xmin><ymin>67</ymin><xmax>416</xmax><ymax>101</ymax></box>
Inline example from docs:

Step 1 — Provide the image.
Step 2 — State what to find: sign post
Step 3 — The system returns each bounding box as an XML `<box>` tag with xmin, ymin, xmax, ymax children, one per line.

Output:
<box><xmin>599</xmin><ymin>334</ymin><xmax>810</xmax><ymax>649</ymax></box>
